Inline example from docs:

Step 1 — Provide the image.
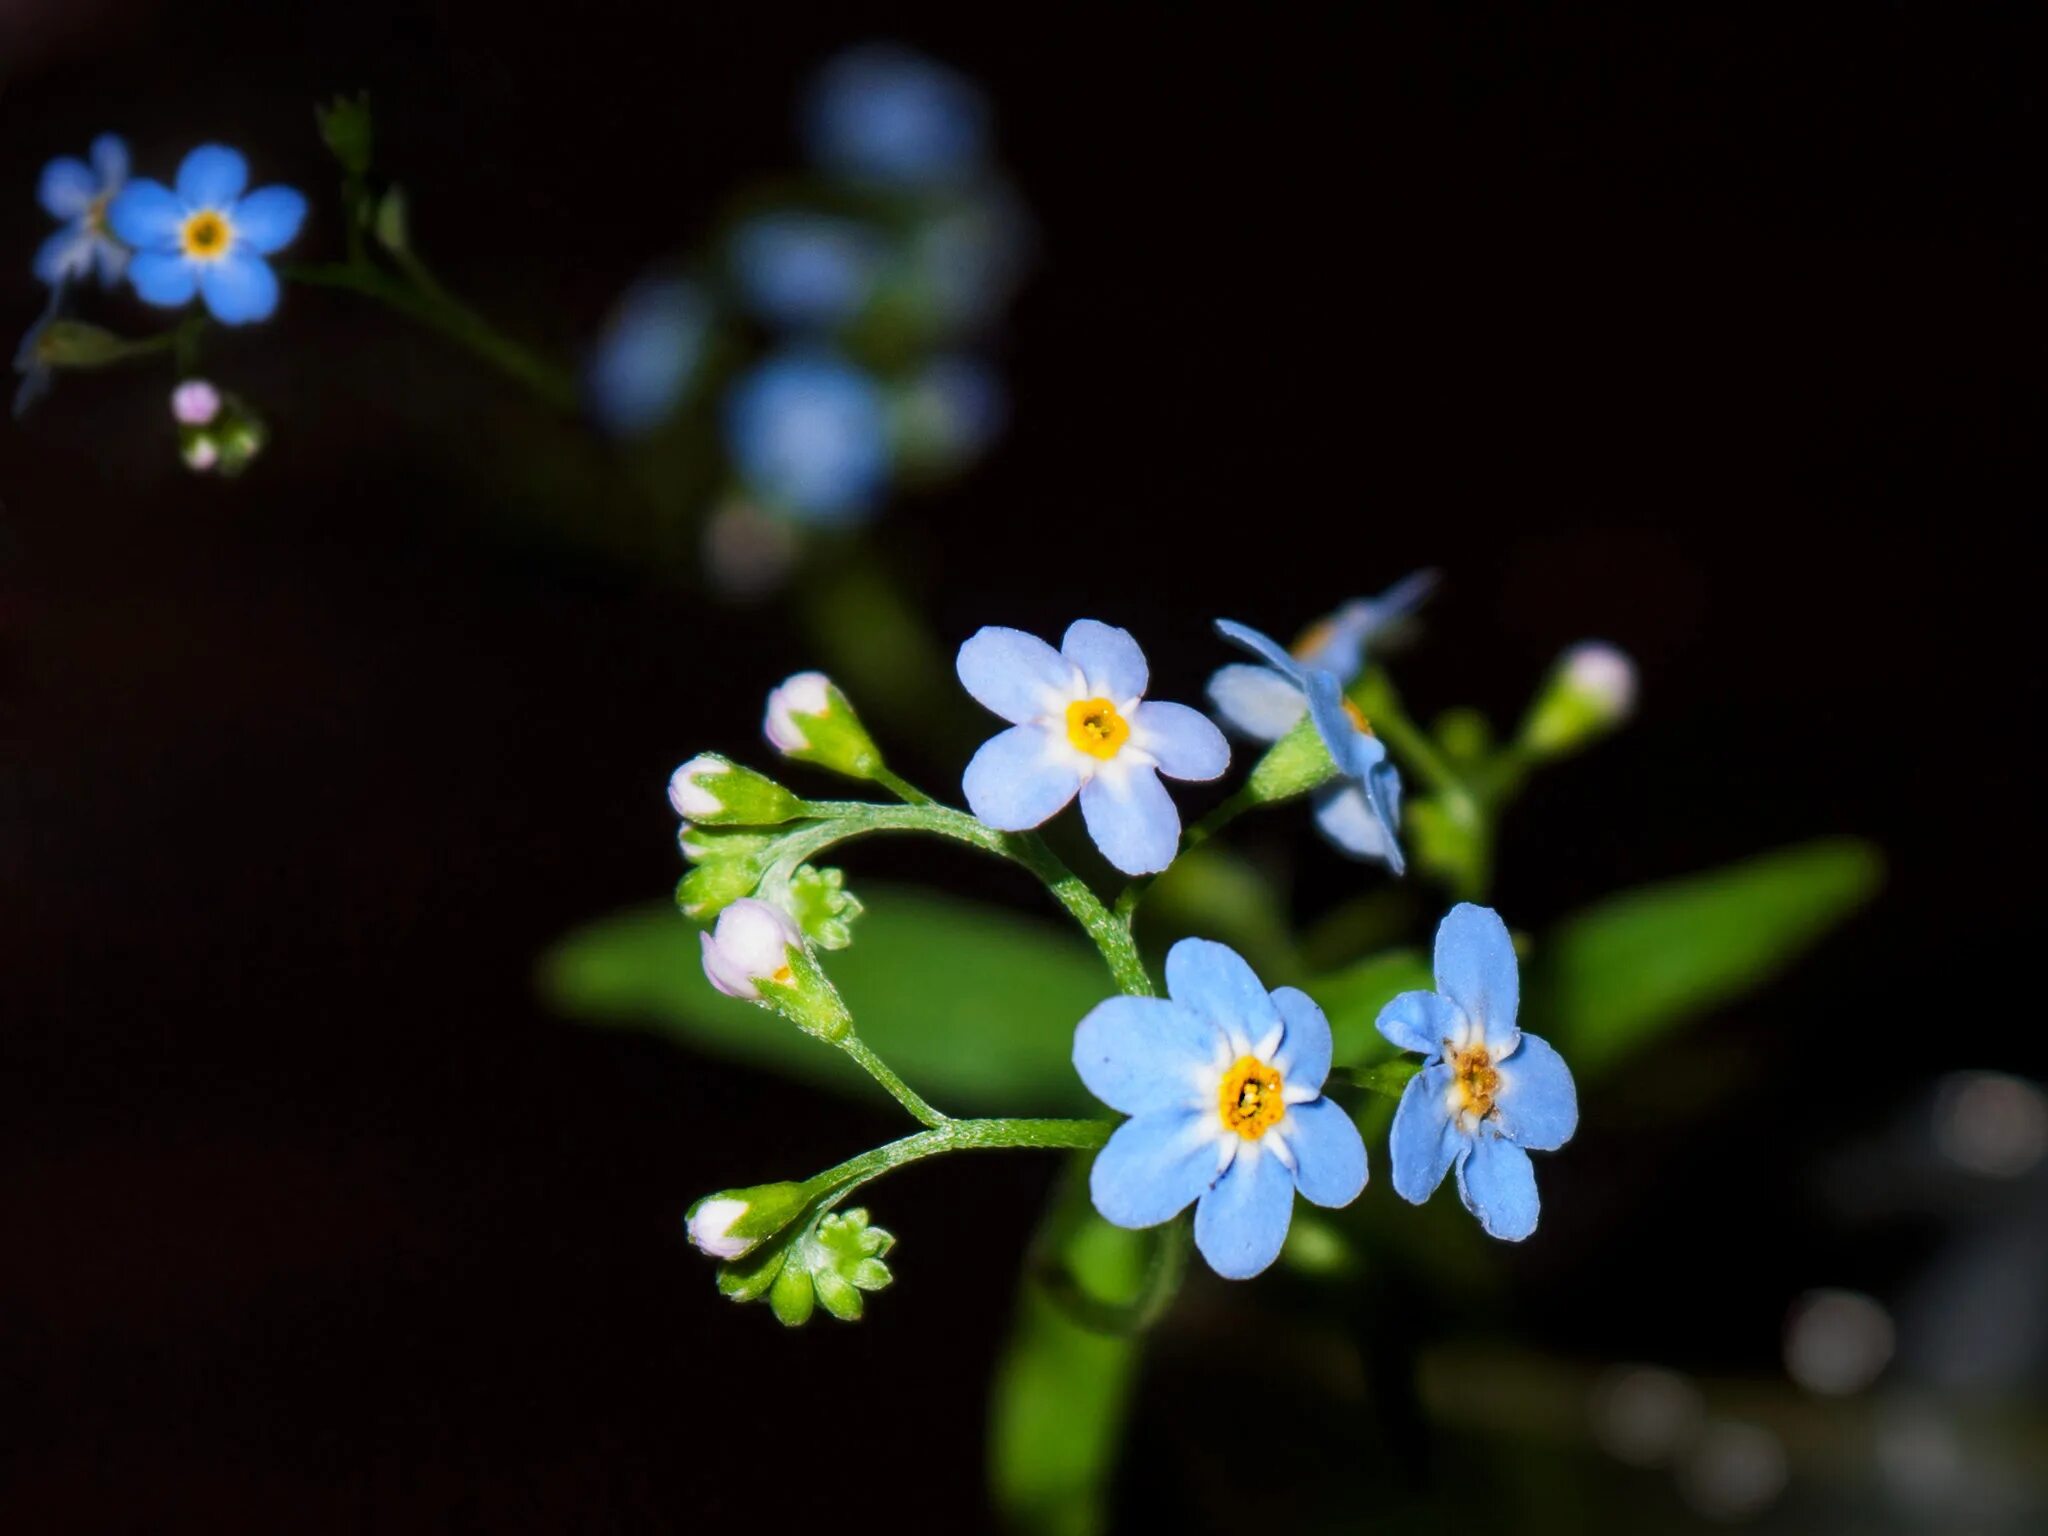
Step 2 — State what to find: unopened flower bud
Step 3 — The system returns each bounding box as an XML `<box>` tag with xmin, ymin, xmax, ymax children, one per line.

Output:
<box><xmin>762</xmin><ymin>671</ymin><xmax>883</xmax><ymax>779</ymax></box>
<box><xmin>684</xmin><ymin>1181</ymin><xmax>810</xmax><ymax>1260</ymax></box>
<box><xmin>667</xmin><ymin>753</ymin><xmax>807</xmax><ymax>826</ymax></box>
<box><xmin>699</xmin><ymin>898</ymin><xmax>851</xmax><ymax>1040</ymax></box>
<box><xmin>1520</xmin><ymin>641</ymin><xmax>1638</xmax><ymax>758</ymax></box>
<box><xmin>181</xmin><ymin>434</ymin><xmax>220</xmax><ymax>472</ymax></box>
<box><xmin>171</xmin><ymin>379</ymin><xmax>222</xmax><ymax>426</ymax></box>
<box><xmin>677</xmin><ymin>856</ymin><xmax>764</xmax><ymax>922</ymax></box>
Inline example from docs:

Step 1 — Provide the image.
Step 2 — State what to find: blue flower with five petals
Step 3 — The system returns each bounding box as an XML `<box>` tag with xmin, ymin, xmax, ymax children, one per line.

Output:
<box><xmin>34</xmin><ymin>135</ymin><xmax>130</xmax><ymax>288</ymax></box>
<box><xmin>107</xmin><ymin>145</ymin><xmax>306</xmax><ymax>325</ymax></box>
<box><xmin>958</xmin><ymin>620</ymin><xmax>1229</xmax><ymax>876</ymax></box>
<box><xmin>1208</xmin><ymin>572</ymin><xmax>1436</xmax><ymax>739</ymax></box>
<box><xmin>1377</xmin><ymin>903</ymin><xmax>1578</xmax><ymax>1240</ymax></box>
<box><xmin>1213</xmin><ymin>619</ymin><xmax>1406</xmax><ymax>872</ymax></box>
<box><xmin>1076</xmin><ymin>938</ymin><xmax>1367</xmax><ymax>1278</ymax></box>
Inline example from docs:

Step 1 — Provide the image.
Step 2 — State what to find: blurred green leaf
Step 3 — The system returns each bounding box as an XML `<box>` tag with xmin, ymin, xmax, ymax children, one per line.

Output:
<box><xmin>1533</xmin><ymin>837</ymin><xmax>1882</xmax><ymax>1079</ymax></box>
<box><xmin>1309</xmin><ymin>949</ymin><xmax>1434</xmax><ymax>1066</ymax></box>
<box><xmin>1351</xmin><ymin>1058</ymin><xmax>1423</xmax><ymax>1100</ymax></box>
<box><xmin>1135</xmin><ymin>844</ymin><xmax>1297</xmax><ymax>979</ymax></box>
<box><xmin>541</xmin><ymin>881</ymin><xmax>1106</xmax><ymax>1113</ymax></box>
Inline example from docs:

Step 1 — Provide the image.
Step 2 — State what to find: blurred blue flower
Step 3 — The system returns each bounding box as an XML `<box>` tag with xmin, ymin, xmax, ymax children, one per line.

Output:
<box><xmin>905</xmin><ymin>187</ymin><xmax>1032</xmax><ymax>336</ymax></box>
<box><xmin>13</xmin><ymin>282</ymin><xmax>67</xmax><ymax>419</ymax></box>
<box><xmin>34</xmin><ymin>134</ymin><xmax>130</xmax><ymax>288</ymax></box>
<box><xmin>730</xmin><ymin>212</ymin><xmax>885</xmax><ymax>331</ymax></box>
<box><xmin>1377</xmin><ymin>903</ymin><xmax>1577</xmax><ymax>1241</ymax></box>
<box><xmin>803</xmin><ymin>44</ymin><xmax>990</xmax><ymax>191</ymax></box>
<box><xmin>108</xmin><ymin>144</ymin><xmax>306</xmax><ymax>325</ymax></box>
<box><xmin>1214</xmin><ymin>619</ymin><xmax>1405</xmax><ymax>873</ymax></box>
<box><xmin>1208</xmin><ymin>572</ymin><xmax>1436</xmax><ymax>740</ymax></box>
<box><xmin>957</xmin><ymin>620</ymin><xmax>1228</xmax><ymax>876</ymax></box>
<box><xmin>724</xmin><ymin>348</ymin><xmax>890</xmax><ymax>523</ymax></box>
<box><xmin>891</xmin><ymin>353</ymin><xmax>1006</xmax><ymax>473</ymax></box>
<box><xmin>1076</xmin><ymin>938</ymin><xmax>1366</xmax><ymax>1279</ymax></box>
<box><xmin>584</xmin><ymin>275</ymin><xmax>712</xmax><ymax>436</ymax></box>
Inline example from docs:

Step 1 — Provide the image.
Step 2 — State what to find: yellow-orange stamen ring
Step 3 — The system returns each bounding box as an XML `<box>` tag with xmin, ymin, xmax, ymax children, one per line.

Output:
<box><xmin>1217</xmin><ymin>1055</ymin><xmax>1286</xmax><ymax>1140</ymax></box>
<box><xmin>1450</xmin><ymin>1044</ymin><xmax>1500</xmax><ymax>1121</ymax></box>
<box><xmin>1065</xmin><ymin>696</ymin><xmax>1130</xmax><ymax>760</ymax></box>
<box><xmin>180</xmin><ymin>211</ymin><xmax>230</xmax><ymax>260</ymax></box>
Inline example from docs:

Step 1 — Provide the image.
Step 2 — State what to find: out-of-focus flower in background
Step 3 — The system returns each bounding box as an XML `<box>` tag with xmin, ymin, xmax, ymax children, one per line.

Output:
<box><xmin>584</xmin><ymin>274</ymin><xmax>713</xmax><ymax>436</ymax></box>
<box><xmin>12</xmin><ymin>282</ymin><xmax>67</xmax><ymax>419</ymax></box>
<box><xmin>34</xmin><ymin>133</ymin><xmax>130</xmax><ymax>288</ymax></box>
<box><xmin>802</xmin><ymin>43</ymin><xmax>991</xmax><ymax>192</ymax></box>
<box><xmin>108</xmin><ymin>144</ymin><xmax>306</xmax><ymax>325</ymax></box>
<box><xmin>891</xmin><ymin>353</ymin><xmax>1006</xmax><ymax>477</ymax></box>
<box><xmin>723</xmin><ymin>348</ymin><xmax>891</xmax><ymax>525</ymax></box>
<box><xmin>730</xmin><ymin>211</ymin><xmax>886</xmax><ymax>332</ymax></box>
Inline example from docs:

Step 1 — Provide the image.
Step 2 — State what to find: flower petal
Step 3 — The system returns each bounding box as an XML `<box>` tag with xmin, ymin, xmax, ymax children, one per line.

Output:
<box><xmin>1079</xmin><ymin>761</ymin><xmax>1179</xmax><ymax>876</ymax></box>
<box><xmin>93</xmin><ymin>238</ymin><xmax>129</xmax><ymax>288</ymax></box>
<box><xmin>198</xmin><ymin>250</ymin><xmax>280</xmax><ymax>325</ymax></box>
<box><xmin>1215</xmin><ymin>618</ymin><xmax>1310</xmax><ymax>685</ymax></box>
<box><xmin>1456</xmin><ymin>1132</ymin><xmax>1541</xmax><ymax>1241</ymax></box>
<box><xmin>1304</xmin><ymin>669</ymin><xmax>1375</xmax><ymax>776</ymax></box>
<box><xmin>1376</xmin><ymin>988</ymin><xmax>1464</xmax><ymax>1057</ymax></box>
<box><xmin>32</xmin><ymin>226</ymin><xmax>92</xmax><ymax>285</ymax></box>
<box><xmin>176</xmin><ymin>144</ymin><xmax>248</xmax><ymax>208</ymax></box>
<box><xmin>1312</xmin><ymin>781</ymin><xmax>1397</xmax><ymax>864</ymax></box>
<box><xmin>956</xmin><ymin>625</ymin><xmax>1076</xmax><ymax>724</ymax></box>
<box><xmin>1389</xmin><ymin>1063</ymin><xmax>1463</xmax><ymax>1203</ymax></box>
<box><xmin>1060</xmin><ymin>619</ymin><xmax>1147</xmax><ymax>701</ymax></box>
<box><xmin>962</xmin><ymin>722</ymin><xmax>1078</xmax><ymax>831</ymax></box>
<box><xmin>231</xmin><ymin>185</ymin><xmax>307</xmax><ymax>255</ymax></box>
<box><xmin>1433</xmin><ymin>902</ymin><xmax>1520</xmax><ymax>1051</ymax></box>
<box><xmin>1073</xmin><ymin>995</ymin><xmax>1223</xmax><ymax>1117</ymax></box>
<box><xmin>1193</xmin><ymin>1140</ymin><xmax>1295</xmax><ymax>1279</ymax></box>
<box><xmin>107</xmin><ymin>181</ymin><xmax>184</xmax><ymax>250</ymax></box>
<box><xmin>1130</xmin><ymin>700</ymin><xmax>1228</xmax><ymax>782</ymax></box>
<box><xmin>90</xmin><ymin>134</ymin><xmax>129</xmax><ymax>187</ymax></box>
<box><xmin>1089</xmin><ymin>1110</ymin><xmax>1220</xmax><ymax>1229</ymax></box>
<box><xmin>1493</xmin><ymin>1032</ymin><xmax>1578</xmax><ymax>1151</ymax></box>
<box><xmin>1269</xmin><ymin>985</ymin><xmax>1333</xmax><ymax>1089</ymax></box>
<box><xmin>1280</xmin><ymin>1096</ymin><xmax>1367</xmax><ymax>1208</ymax></box>
<box><xmin>38</xmin><ymin>157</ymin><xmax>96</xmax><ymax>219</ymax></box>
<box><xmin>1164</xmin><ymin>937</ymin><xmax>1279</xmax><ymax>1044</ymax></box>
<box><xmin>127</xmin><ymin>250</ymin><xmax>198</xmax><ymax>308</ymax></box>
<box><xmin>1206</xmin><ymin>662</ymin><xmax>1306</xmax><ymax>741</ymax></box>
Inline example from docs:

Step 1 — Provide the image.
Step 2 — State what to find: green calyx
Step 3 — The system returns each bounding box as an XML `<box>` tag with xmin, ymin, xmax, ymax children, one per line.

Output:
<box><xmin>1245</xmin><ymin>712</ymin><xmax>1341</xmax><ymax>803</ymax></box>
<box><xmin>788</xmin><ymin>864</ymin><xmax>863</xmax><ymax>949</ymax></box>
<box><xmin>720</xmin><ymin>1207</ymin><xmax>898</xmax><ymax>1327</ymax></box>
<box><xmin>767</xmin><ymin>675</ymin><xmax>885</xmax><ymax>781</ymax></box>
<box><xmin>671</xmin><ymin>754</ymin><xmax>808</xmax><ymax>826</ymax></box>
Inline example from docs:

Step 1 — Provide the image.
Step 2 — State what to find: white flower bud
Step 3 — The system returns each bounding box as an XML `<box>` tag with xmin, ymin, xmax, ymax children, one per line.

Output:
<box><xmin>171</xmin><ymin>379</ymin><xmax>222</xmax><ymax>426</ymax></box>
<box><xmin>699</xmin><ymin>898</ymin><xmax>803</xmax><ymax>1000</ymax></box>
<box><xmin>182</xmin><ymin>436</ymin><xmax>220</xmax><ymax>472</ymax></box>
<box><xmin>764</xmin><ymin>671</ymin><xmax>833</xmax><ymax>753</ymax></box>
<box><xmin>685</xmin><ymin>1197</ymin><xmax>752</xmax><ymax>1259</ymax></box>
<box><xmin>668</xmin><ymin>754</ymin><xmax>729</xmax><ymax>818</ymax></box>
<box><xmin>1563</xmin><ymin>641</ymin><xmax>1637</xmax><ymax>722</ymax></box>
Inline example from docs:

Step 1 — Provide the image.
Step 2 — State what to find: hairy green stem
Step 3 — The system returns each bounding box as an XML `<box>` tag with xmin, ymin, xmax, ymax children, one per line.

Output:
<box><xmin>806</xmin><ymin>1118</ymin><xmax>1114</xmax><ymax>1203</ymax></box>
<box><xmin>838</xmin><ymin>1035</ymin><xmax>948</xmax><ymax>1128</ymax></box>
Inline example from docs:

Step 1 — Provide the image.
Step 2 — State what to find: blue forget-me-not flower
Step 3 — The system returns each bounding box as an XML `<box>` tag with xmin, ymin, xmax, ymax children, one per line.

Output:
<box><xmin>730</xmin><ymin>212</ymin><xmax>885</xmax><ymax>331</ymax></box>
<box><xmin>1377</xmin><ymin>903</ymin><xmax>1578</xmax><ymax>1240</ymax></box>
<box><xmin>108</xmin><ymin>145</ymin><xmax>306</xmax><ymax>325</ymax></box>
<box><xmin>13</xmin><ymin>282</ymin><xmax>67</xmax><ymax>420</ymax></box>
<box><xmin>35</xmin><ymin>135</ymin><xmax>130</xmax><ymax>288</ymax></box>
<box><xmin>803</xmin><ymin>44</ymin><xmax>991</xmax><ymax>191</ymax></box>
<box><xmin>1076</xmin><ymin>938</ymin><xmax>1367</xmax><ymax>1278</ymax></box>
<box><xmin>1208</xmin><ymin>572</ymin><xmax>1435</xmax><ymax>740</ymax></box>
<box><xmin>1213</xmin><ymin>618</ymin><xmax>1406</xmax><ymax>872</ymax></box>
<box><xmin>584</xmin><ymin>274</ymin><xmax>712</xmax><ymax>437</ymax></box>
<box><xmin>958</xmin><ymin>620</ymin><xmax>1229</xmax><ymax>876</ymax></box>
<box><xmin>723</xmin><ymin>347</ymin><xmax>891</xmax><ymax>524</ymax></box>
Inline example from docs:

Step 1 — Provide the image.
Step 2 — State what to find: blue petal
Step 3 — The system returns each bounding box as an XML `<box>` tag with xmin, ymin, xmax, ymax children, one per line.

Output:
<box><xmin>962</xmin><ymin>723</ymin><xmax>1078</xmax><ymax>831</ymax></box>
<box><xmin>1376</xmin><ymin>988</ymin><xmax>1464</xmax><ymax>1057</ymax></box>
<box><xmin>803</xmin><ymin>44</ymin><xmax>990</xmax><ymax>190</ymax></box>
<box><xmin>90</xmin><ymin>134</ymin><xmax>129</xmax><ymax>187</ymax></box>
<box><xmin>231</xmin><ymin>186</ymin><xmax>307</xmax><ymax>255</ymax></box>
<box><xmin>33</xmin><ymin>226</ymin><xmax>92</xmax><ymax>285</ymax></box>
<box><xmin>1456</xmin><ymin>1132</ymin><xmax>1541</xmax><ymax>1241</ymax></box>
<box><xmin>1389</xmin><ymin>1064</ymin><xmax>1463</xmax><ymax>1203</ymax></box>
<box><xmin>1494</xmin><ymin>1032</ymin><xmax>1578</xmax><ymax>1151</ymax></box>
<box><xmin>1164</xmin><ymin>938</ymin><xmax>1279</xmax><ymax>1043</ymax></box>
<box><xmin>1061</xmin><ymin>619</ymin><xmax>1148</xmax><ymax>701</ymax></box>
<box><xmin>1312</xmin><ymin>781</ymin><xmax>1400</xmax><ymax>868</ymax></box>
<box><xmin>107</xmin><ymin>181</ymin><xmax>184</xmax><ymax>251</ymax></box>
<box><xmin>1079</xmin><ymin>762</ymin><xmax>1179</xmax><ymax>876</ymax></box>
<box><xmin>1214</xmin><ymin>618</ymin><xmax>1310</xmax><ymax>687</ymax></box>
<box><xmin>1193</xmin><ymin>1141</ymin><xmax>1295</xmax><ymax>1279</ymax></box>
<box><xmin>1089</xmin><ymin>1110</ymin><xmax>1219</xmax><ymax>1229</ymax></box>
<box><xmin>1433</xmin><ymin>902</ymin><xmax>1520</xmax><ymax>1051</ymax></box>
<box><xmin>1304</xmin><ymin>670</ymin><xmax>1377</xmax><ymax>777</ymax></box>
<box><xmin>1296</xmin><ymin>570</ymin><xmax>1439</xmax><ymax>678</ymax></box>
<box><xmin>39</xmin><ymin>157</ymin><xmax>96</xmax><ymax>218</ymax></box>
<box><xmin>176</xmin><ymin>144</ymin><xmax>248</xmax><ymax>208</ymax></box>
<box><xmin>1206</xmin><ymin>662</ymin><xmax>1306</xmax><ymax>741</ymax></box>
<box><xmin>93</xmin><ymin>238</ymin><xmax>128</xmax><ymax>288</ymax></box>
<box><xmin>128</xmin><ymin>250</ymin><xmax>198</xmax><ymax>307</ymax></box>
<box><xmin>955</xmin><ymin>625</ymin><xmax>1075</xmax><ymax>724</ymax></box>
<box><xmin>583</xmin><ymin>275</ymin><xmax>710</xmax><ymax>436</ymax></box>
<box><xmin>1281</xmin><ymin>1097</ymin><xmax>1367</xmax><ymax>1208</ymax></box>
<box><xmin>1073</xmin><ymin>995</ymin><xmax>1223</xmax><ymax>1117</ymax></box>
<box><xmin>730</xmin><ymin>211</ymin><xmax>882</xmax><ymax>329</ymax></box>
<box><xmin>722</xmin><ymin>349</ymin><xmax>890</xmax><ymax>523</ymax></box>
<box><xmin>198</xmin><ymin>251</ymin><xmax>279</xmax><ymax>325</ymax></box>
<box><xmin>1131</xmin><ymin>700</ymin><xmax>1228</xmax><ymax>782</ymax></box>
<box><xmin>1269</xmin><ymin>985</ymin><xmax>1333</xmax><ymax>1089</ymax></box>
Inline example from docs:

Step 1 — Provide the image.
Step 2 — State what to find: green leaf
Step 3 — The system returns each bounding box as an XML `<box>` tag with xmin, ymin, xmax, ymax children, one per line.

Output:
<box><xmin>541</xmin><ymin>881</ymin><xmax>1108</xmax><ymax>1112</ymax></box>
<box><xmin>1351</xmin><ymin>1058</ymin><xmax>1422</xmax><ymax>1100</ymax></box>
<box><xmin>1307</xmin><ymin>949</ymin><xmax>1434</xmax><ymax>1066</ymax></box>
<box><xmin>1532</xmin><ymin>837</ymin><xmax>1882</xmax><ymax>1080</ymax></box>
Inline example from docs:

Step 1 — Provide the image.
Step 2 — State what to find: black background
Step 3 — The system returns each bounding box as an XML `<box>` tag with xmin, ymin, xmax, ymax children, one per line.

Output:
<box><xmin>2</xmin><ymin>3</ymin><xmax>2040</xmax><ymax>1530</ymax></box>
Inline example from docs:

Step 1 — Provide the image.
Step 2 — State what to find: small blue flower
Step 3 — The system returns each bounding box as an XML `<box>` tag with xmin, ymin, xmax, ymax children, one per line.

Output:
<box><xmin>34</xmin><ymin>134</ymin><xmax>130</xmax><ymax>288</ymax></box>
<box><xmin>723</xmin><ymin>347</ymin><xmax>891</xmax><ymax>524</ymax></box>
<box><xmin>13</xmin><ymin>281</ymin><xmax>68</xmax><ymax>420</ymax></box>
<box><xmin>107</xmin><ymin>144</ymin><xmax>306</xmax><ymax>326</ymax></box>
<box><xmin>958</xmin><ymin>621</ymin><xmax>1229</xmax><ymax>876</ymax></box>
<box><xmin>1207</xmin><ymin>572</ymin><xmax>1436</xmax><ymax>740</ymax></box>
<box><xmin>584</xmin><ymin>274</ymin><xmax>711</xmax><ymax>437</ymax></box>
<box><xmin>1076</xmin><ymin>939</ymin><xmax>1367</xmax><ymax>1279</ymax></box>
<box><xmin>803</xmin><ymin>44</ymin><xmax>991</xmax><ymax>191</ymax></box>
<box><xmin>729</xmin><ymin>212</ymin><xmax>885</xmax><ymax>331</ymax></box>
<box><xmin>904</xmin><ymin>187</ymin><xmax>1032</xmax><ymax>337</ymax></box>
<box><xmin>891</xmin><ymin>353</ymin><xmax>1006</xmax><ymax>473</ymax></box>
<box><xmin>1213</xmin><ymin>619</ymin><xmax>1406</xmax><ymax>873</ymax></box>
<box><xmin>1377</xmin><ymin>903</ymin><xmax>1578</xmax><ymax>1241</ymax></box>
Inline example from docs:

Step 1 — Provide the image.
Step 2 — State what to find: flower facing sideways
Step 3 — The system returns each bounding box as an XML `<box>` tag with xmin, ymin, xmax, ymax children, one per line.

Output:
<box><xmin>1376</xmin><ymin>903</ymin><xmax>1578</xmax><ymax>1240</ymax></box>
<box><xmin>958</xmin><ymin>620</ymin><xmax>1229</xmax><ymax>876</ymax></box>
<box><xmin>34</xmin><ymin>134</ymin><xmax>131</xmax><ymax>288</ymax></box>
<box><xmin>108</xmin><ymin>144</ymin><xmax>306</xmax><ymax>325</ymax></box>
<box><xmin>1075</xmin><ymin>939</ymin><xmax>1366</xmax><ymax>1278</ymax></box>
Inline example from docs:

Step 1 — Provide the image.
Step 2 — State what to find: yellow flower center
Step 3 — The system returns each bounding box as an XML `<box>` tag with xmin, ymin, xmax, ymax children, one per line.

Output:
<box><xmin>1291</xmin><ymin>618</ymin><xmax>1336</xmax><ymax>663</ymax></box>
<box><xmin>1341</xmin><ymin>698</ymin><xmax>1372</xmax><ymax>735</ymax></box>
<box><xmin>87</xmin><ymin>192</ymin><xmax>113</xmax><ymax>235</ymax></box>
<box><xmin>181</xmin><ymin>210</ymin><xmax>231</xmax><ymax>260</ymax></box>
<box><xmin>1217</xmin><ymin>1055</ymin><xmax>1286</xmax><ymax>1140</ymax></box>
<box><xmin>1065</xmin><ymin>696</ymin><xmax>1130</xmax><ymax>760</ymax></box>
<box><xmin>1451</xmin><ymin>1043</ymin><xmax>1500</xmax><ymax>1121</ymax></box>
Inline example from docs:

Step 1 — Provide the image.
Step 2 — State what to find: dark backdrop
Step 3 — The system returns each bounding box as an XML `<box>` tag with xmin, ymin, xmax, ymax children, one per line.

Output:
<box><xmin>2</xmin><ymin>3</ymin><xmax>2039</xmax><ymax>1531</ymax></box>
